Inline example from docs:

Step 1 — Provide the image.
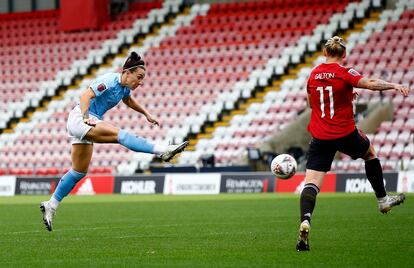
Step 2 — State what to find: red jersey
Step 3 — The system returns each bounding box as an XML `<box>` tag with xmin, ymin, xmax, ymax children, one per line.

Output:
<box><xmin>307</xmin><ymin>63</ymin><xmax>364</xmax><ymax>140</ymax></box>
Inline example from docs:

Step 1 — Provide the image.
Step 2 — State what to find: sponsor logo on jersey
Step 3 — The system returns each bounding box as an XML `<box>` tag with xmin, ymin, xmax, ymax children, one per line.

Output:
<box><xmin>97</xmin><ymin>84</ymin><xmax>106</xmax><ymax>92</ymax></box>
<box><xmin>348</xmin><ymin>69</ymin><xmax>361</xmax><ymax>76</ymax></box>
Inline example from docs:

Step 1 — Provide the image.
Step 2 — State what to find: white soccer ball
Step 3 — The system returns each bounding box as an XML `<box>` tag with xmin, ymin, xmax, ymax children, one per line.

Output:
<box><xmin>270</xmin><ymin>154</ymin><xmax>297</xmax><ymax>179</ymax></box>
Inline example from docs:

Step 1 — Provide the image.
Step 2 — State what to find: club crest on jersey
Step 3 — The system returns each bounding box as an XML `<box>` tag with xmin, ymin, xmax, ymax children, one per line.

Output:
<box><xmin>97</xmin><ymin>84</ymin><xmax>106</xmax><ymax>92</ymax></box>
<box><xmin>348</xmin><ymin>69</ymin><xmax>361</xmax><ymax>76</ymax></box>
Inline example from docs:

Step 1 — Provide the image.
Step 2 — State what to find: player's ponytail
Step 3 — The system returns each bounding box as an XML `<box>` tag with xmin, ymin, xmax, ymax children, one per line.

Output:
<box><xmin>324</xmin><ymin>36</ymin><xmax>346</xmax><ymax>58</ymax></box>
<box><xmin>123</xmin><ymin>52</ymin><xmax>145</xmax><ymax>72</ymax></box>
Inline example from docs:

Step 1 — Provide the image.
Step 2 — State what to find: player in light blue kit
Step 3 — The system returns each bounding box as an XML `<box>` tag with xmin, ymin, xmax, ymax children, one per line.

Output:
<box><xmin>40</xmin><ymin>52</ymin><xmax>188</xmax><ymax>231</ymax></box>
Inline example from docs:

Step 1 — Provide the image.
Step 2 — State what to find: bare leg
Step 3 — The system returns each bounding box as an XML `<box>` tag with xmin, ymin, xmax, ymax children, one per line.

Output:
<box><xmin>40</xmin><ymin>143</ymin><xmax>94</xmax><ymax>231</ymax></box>
<box><xmin>304</xmin><ymin>169</ymin><xmax>326</xmax><ymax>189</ymax></box>
<box><xmin>84</xmin><ymin>121</ymin><xmax>119</xmax><ymax>143</ymax></box>
<box><xmin>50</xmin><ymin>144</ymin><xmax>93</xmax><ymax>205</ymax></box>
<box><xmin>71</xmin><ymin>144</ymin><xmax>94</xmax><ymax>172</ymax></box>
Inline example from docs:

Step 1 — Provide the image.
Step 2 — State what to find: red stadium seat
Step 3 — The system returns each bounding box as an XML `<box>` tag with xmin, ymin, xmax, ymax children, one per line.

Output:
<box><xmin>9</xmin><ymin>0</ymin><xmax>412</xmax><ymax>172</ymax></box>
<box><xmin>0</xmin><ymin>3</ymin><xmax>158</xmax><ymax>112</ymax></box>
<box><xmin>9</xmin><ymin>168</ymin><xmax>34</xmax><ymax>176</ymax></box>
<box><xmin>89</xmin><ymin>166</ymin><xmax>113</xmax><ymax>174</ymax></box>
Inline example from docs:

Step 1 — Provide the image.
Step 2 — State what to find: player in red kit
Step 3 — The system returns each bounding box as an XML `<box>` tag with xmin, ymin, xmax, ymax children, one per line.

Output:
<box><xmin>296</xmin><ymin>36</ymin><xmax>409</xmax><ymax>251</ymax></box>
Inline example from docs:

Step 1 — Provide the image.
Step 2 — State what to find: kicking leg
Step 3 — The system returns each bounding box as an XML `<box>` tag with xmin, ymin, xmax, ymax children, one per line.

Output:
<box><xmin>84</xmin><ymin>121</ymin><xmax>188</xmax><ymax>161</ymax></box>
<box><xmin>363</xmin><ymin>146</ymin><xmax>386</xmax><ymax>198</ymax></box>
<box><xmin>363</xmin><ymin>146</ymin><xmax>405</xmax><ymax>213</ymax></box>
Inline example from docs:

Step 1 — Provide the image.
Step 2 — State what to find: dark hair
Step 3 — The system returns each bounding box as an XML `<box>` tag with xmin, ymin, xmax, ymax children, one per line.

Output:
<box><xmin>324</xmin><ymin>36</ymin><xmax>346</xmax><ymax>58</ymax></box>
<box><xmin>122</xmin><ymin>52</ymin><xmax>145</xmax><ymax>72</ymax></box>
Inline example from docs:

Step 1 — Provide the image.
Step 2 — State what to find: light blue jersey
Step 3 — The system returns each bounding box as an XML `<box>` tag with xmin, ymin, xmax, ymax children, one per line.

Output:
<box><xmin>84</xmin><ymin>73</ymin><xmax>131</xmax><ymax>119</ymax></box>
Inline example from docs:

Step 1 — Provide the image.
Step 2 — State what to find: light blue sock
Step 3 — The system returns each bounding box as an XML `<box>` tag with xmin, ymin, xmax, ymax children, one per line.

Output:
<box><xmin>52</xmin><ymin>169</ymin><xmax>86</xmax><ymax>202</ymax></box>
<box><xmin>118</xmin><ymin>129</ymin><xmax>155</xmax><ymax>154</ymax></box>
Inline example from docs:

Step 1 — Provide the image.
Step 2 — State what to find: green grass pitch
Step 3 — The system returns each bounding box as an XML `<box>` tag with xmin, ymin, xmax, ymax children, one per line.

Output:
<box><xmin>0</xmin><ymin>193</ymin><xmax>412</xmax><ymax>267</ymax></box>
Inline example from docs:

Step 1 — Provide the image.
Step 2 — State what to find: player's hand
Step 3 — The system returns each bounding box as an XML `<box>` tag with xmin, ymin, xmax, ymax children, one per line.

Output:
<box><xmin>146</xmin><ymin>113</ymin><xmax>160</xmax><ymax>126</ymax></box>
<box><xmin>83</xmin><ymin>118</ymin><xmax>97</xmax><ymax>126</ymax></box>
<box><xmin>352</xmin><ymin>91</ymin><xmax>359</xmax><ymax>100</ymax></box>
<box><xmin>395</xmin><ymin>84</ymin><xmax>409</xmax><ymax>97</ymax></box>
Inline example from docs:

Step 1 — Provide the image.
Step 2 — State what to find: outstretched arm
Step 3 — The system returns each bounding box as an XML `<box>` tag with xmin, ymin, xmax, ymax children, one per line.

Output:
<box><xmin>122</xmin><ymin>95</ymin><xmax>160</xmax><ymax>126</ymax></box>
<box><xmin>80</xmin><ymin>87</ymin><xmax>97</xmax><ymax>126</ymax></box>
<box><xmin>357</xmin><ymin>78</ymin><xmax>409</xmax><ymax>97</ymax></box>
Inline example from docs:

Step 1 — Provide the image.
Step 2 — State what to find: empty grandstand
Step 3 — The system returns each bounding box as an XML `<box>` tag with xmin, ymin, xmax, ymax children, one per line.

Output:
<box><xmin>0</xmin><ymin>0</ymin><xmax>412</xmax><ymax>176</ymax></box>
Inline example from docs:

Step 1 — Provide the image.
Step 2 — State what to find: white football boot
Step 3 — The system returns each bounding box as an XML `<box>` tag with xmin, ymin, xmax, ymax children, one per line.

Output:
<box><xmin>296</xmin><ymin>220</ymin><xmax>310</xmax><ymax>251</ymax></box>
<box><xmin>378</xmin><ymin>193</ymin><xmax>406</xmax><ymax>214</ymax></box>
<box><xmin>160</xmin><ymin>141</ymin><xmax>189</xmax><ymax>162</ymax></box>
<box><xmin>40</xmin><ymin>201</ymin><xmax>56</xmax><ymax>231</ymax></box>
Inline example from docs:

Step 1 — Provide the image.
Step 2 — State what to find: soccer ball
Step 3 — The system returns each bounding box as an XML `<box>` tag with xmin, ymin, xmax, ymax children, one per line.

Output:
<box><xmin>270</xmin><ymin>154</ymin><xmax>297</xmax><ymax>179</ymax></box>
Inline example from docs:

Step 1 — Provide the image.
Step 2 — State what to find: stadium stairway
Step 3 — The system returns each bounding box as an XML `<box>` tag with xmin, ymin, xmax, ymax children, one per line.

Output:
<box><xmin>177</xmin><ymin>0</ymin><xmax>382</xmax><ymax>166</ymax></box>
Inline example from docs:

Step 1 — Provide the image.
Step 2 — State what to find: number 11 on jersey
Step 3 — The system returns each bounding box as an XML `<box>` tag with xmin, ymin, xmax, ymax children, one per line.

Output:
<box><xmin>316</xmin><ymin>86</ymin><xmax>334</xmax><ymax>118</ymax></box>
